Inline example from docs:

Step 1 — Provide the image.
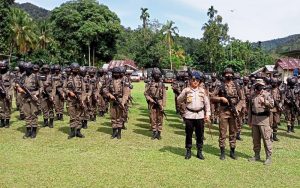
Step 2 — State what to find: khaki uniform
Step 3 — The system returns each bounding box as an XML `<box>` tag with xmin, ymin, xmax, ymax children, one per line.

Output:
<box><xmin>248</xmin><ymin>90</ymin><xmax>274</xmax><ymax>158</ymax></box>
<box><xmin>208</xmin><ymin>79</ymin><xmax>221</xmax><ymax>123</ymax></box>
<box><xmin>63</xmin><ymin>74</ymin><xmax>86</xmax><ymax>129</ymax></box>
<box><xmin>40</xmin><ymin>74</ymin><xmax>55</xmax><ymax>120</ymax></box>
<box><xmin>144</xmin><ymin>80</ymin><xmax>166</xmax><ymax>132</ymax></box>
<box><xmin>283</xmin><ymin>86</ymin><xmax>298</xmax><ymax>130</ymax></box>
<box><xmin>15</xmin><ymin>72</ymin><xmax>25</xmax><ymax>119</ymax></box>
<box><xmin>270</xmin><ymin>87</ymin><xmax>282</xmax><ymax>132</ymax></box>
<box><xmin>88</xmin><ymin>76</ymin><xmax>100</xmax><ymax>120</ymax></box>
<box><xmin>0</xmin><ymin>72</ymin><xmax>14</xmax><ymax>121</ymax></box>
<box><xmin>211</xmin><ymin>81</ymin><xmax>245</xmax><ymax>148</ymax></box>
<box><xmin>98</xmin><ymin>75</ymin><xmax>109</xmax><ymax>115</ymax></box>
<box><xmin>52</xmin><ymin>73</ymin><xmax>64</xmax><ymax>119</ymax></box>
<box><xmin>81</xmin><ymin>75</ymin><xmax>92</xmax><ymax>125</ymax></box>
<box><xmin>19</xmin><ymin>73</ymin><xmax>41</xmax><ymax>128</ymax></box>
<box><xmin>104</xmin><ymin>77</ymin><xmax>130</xmax><ymax>129</ymax></box>
<box><xmin>172</xmin><ymin>80</ymin><xmax>188</xmax><ymax>115</ymax></box>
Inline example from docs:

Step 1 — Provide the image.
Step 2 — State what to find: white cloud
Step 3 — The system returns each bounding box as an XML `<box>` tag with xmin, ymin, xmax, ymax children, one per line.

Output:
<box><xmin>174</xmin><ymin>0</ymin><xmax>300</xmax><ymax>41</ymax></box>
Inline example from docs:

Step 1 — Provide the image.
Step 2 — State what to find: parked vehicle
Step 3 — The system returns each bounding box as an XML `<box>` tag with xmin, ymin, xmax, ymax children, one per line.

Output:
<box><xmin>130</xmin><ymin>71</ymin><xmax>141</xmax><ymax>82</ymax></box>
<box><xmin>162</xmin><ymin>69</ymin><xmax>175</xmax><ymax>83</ymax></box>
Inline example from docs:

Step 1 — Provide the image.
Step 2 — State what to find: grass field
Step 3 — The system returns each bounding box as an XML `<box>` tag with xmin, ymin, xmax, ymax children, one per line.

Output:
<box><xmin>1</xmin><ymin>82</ymin><xmax>300</xmax><ymax>187</ymax></box>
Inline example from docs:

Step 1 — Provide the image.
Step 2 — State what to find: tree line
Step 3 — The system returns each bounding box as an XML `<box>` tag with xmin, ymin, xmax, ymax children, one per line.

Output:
<box><xmin>0</xmin><ymin>0</ymin><xmax>274</xmax><ymax>74</ymax></box>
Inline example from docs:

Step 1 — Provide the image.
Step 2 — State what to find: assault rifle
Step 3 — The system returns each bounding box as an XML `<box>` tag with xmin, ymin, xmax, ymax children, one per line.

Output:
<box><xmin>153</xmin><ymin>97</ymin><xmax>167</xmax><ymax>120</ymax></box>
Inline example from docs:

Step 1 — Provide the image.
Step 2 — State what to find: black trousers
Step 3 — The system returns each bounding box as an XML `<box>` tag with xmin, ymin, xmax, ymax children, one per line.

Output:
<box><xmin>184</xmin><ymin>118</ymin><xmax>205</xmax><ymax>149</ymax></box>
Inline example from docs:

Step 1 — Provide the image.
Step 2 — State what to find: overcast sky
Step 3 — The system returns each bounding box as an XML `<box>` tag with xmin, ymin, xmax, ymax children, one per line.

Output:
<box><xmin>15</xmin><ymin>0</ymin><xmax>300</xmax><ymax>42</ymax></box>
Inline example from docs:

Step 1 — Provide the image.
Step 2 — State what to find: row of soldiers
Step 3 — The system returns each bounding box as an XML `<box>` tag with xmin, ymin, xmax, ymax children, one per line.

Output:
<box><xmin>0</xmin><ymin>60</ymin><xmax>133</xmax><ymax>139</ymax></box>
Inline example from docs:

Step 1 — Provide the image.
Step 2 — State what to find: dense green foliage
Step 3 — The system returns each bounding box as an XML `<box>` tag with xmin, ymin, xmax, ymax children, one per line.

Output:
<box><xmin>14</xmin><ymin>2</ymin><xmax>50</xmax><ymax>20</ymax></box>
<box><xmin>0</xmin><ymin>0</ymin><xmax>14</xmax><ymax>54</ymax></box>
<box><xmin>1</xmin><ymin>82</ymin><xmax>300</xmax><ymax>187</ymax></box>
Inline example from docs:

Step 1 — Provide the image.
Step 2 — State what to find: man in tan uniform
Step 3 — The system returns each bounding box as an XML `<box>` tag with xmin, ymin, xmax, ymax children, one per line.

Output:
<box><xmin>211</xmin><ymin>68</ymin><xmax>245</xmax><ymax>160</ymax></box>
<box><xmin>177</xmin><ymin>71</ymin><xmax>211</xmax><ymax>160</ymax></box>
<box><xmin>98</xmin><ymin>68</ymin><xmax>109</xmax><ymax>116</ymax></box>
<box><xmin>63</xmin><ymin>63</ymin><xmax>88</xmax><ymax>139</ymax></box>
<box><xmin>52</xmin><ymin>64</ymin><xmax>65</xmax><ymax>120</ymax></box>
<box><xmin>16</xmin><ymin>62</ymin><xmax>41</xmax><ymax>139</ymax></box>
<box><xmin>0</xmin><ymin>60</ymin><xmax>14</xmax><ymax>128</ymax></box>
<box><xmin>248</xmin><ymin>79</ymin><xmax>274</xmax><ymax>165</ymax></box>
<box><xmin>103</xmin><ymin>67</ymin><xmax>130</xmax><ymax>139</ymax></box>
<box><xmin>144</xmin><ymin>68</ymin><xmax>166</xmax><ymax>140</ymax></box>
<box><xmin>270</xmin><ymin>78</ymin><xmax>282</xmax><ymax>141</ymax></box>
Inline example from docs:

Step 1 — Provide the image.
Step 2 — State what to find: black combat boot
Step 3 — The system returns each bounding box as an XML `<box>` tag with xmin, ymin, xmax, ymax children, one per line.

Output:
<box><xmin>287</xmin><ymin>126</ymin><xmax>291</xmax><ymax>133</ymax></box>
<box><xmin>156</xmin><ymin>131</ymin><xmax>161</xmax><ymax>140</ymax></box>
<box><xmin>220</xmin><ymin>147</ymin><xmax>225</xmax><ymax>160</ymax></box>
<box><xmin>248</xmin><ymin>152</ymin><xmax>260</xmax><ymax>162</ymax></box>
<box><xmin>117</xmin><ymin>128</ymin><xmax>122</xmax><ymax>139</ymax></box>
<box><xmin>68</xmin><ymin>128</ymin><xmax>76</xmax><ymax>139</ymax></box>
<box><xmin>236</xmin><ymin>131</ymin><xmax>243</xmax><ymax>141</ymax></box>
<box><xmin>264</xmin><ymin>156</ymin><xmax>272</xmax><ymax>165</ymax></box>
<box><xmin>43</xmin><ymin>119</ymin><xmax>49</xmax><ymax>127</ymax></box>
<box><xmin>99</xmin><ymin>111</ymin><xmax>104</xmax><ymax>117</ymax></box>
<box><xmin>185</xmin><ymin>148</ymin><xmax>192</xmax><ymax>160</ymax></box>
<box><xmin>76</xmin><ymin>129</ymin><xmax>85</xmax><ymax>138</ymax></box>
<box><xmin>111</xmin><ymin>128</ymin><xmax>117</xmax><ymax>139</ymax></box>
<box><xmin>93</xmin><ymin>114</ymin><xmax>96</xmax><ymax>121</ymax></box>
<box><xmin>0</xmin><ymin>119</ymin><xmax>5</xmax><ymax>128</ymax></box>
<box><xmin>151</xmin><ymin>131</ymin><xmax>157</xmax><ymax>140</ymax></box>
<box><xmin>82</xmin><ymin>120</ymin><xmax>88</xmax><ymax>129</ymax></box>
<box><xmin>31</xmin><ymin>127</ymin><xmax>37</xmax><ymax>138</ymax></box>
<box><xmin>56</xmin><ymin>114</ymin><xmax>60</xmax><ymax>120</ymax></box>
<box><xmin>291</xmin><ymin>125</ymin><xmax>295</xmax><ymax>133</ymax></box>
<box><xmin>197</xmin><ymin>149</ymin><xmax>205</xmax><ymax>160</ymax></box>
<box><xmin>23</xmin><ymin>127</ymin><xmax>32</xmax><ymax>139</ymax></box>
<box><xmin>60</xmin><ymin>114</ymin><xmax>64</xmax><ymax>120</ymax></box>
<box><xmin>49</xmin><ymin>118</ymin><xmax>54</xmax><ymax>128</ymax></box>
<box><xmin>19</xmin><ymin>113</ymin><xmax>25</xmax><ymax>120</ymax></box>
<box><xmin>230</xmin><ymin>147</ymin><xmax>236</xmax><ymax>159</ymax></box>
<box><xmin>273</xmin><ymin>132</ymin><xmax>279</xmax><ymax>141</ymax></box>
<box><xmin>5</xmin><ymin>119</ymin><xmax>10</xmax><ymax>128</ymax></box>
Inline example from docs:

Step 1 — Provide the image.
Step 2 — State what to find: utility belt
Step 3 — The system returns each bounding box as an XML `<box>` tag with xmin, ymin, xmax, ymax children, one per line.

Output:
<box><xmin>251</xmin><ymin>111</ymin><xmax>270</xmax><ymax>116</ymax></box>
<box><xmin>186</xmin><ymin>107</ymin><xmax>205</xmax><ymax>113</ymax></box>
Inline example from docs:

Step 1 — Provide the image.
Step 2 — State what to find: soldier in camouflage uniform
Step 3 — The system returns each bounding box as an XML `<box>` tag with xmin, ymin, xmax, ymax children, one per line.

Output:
<box><xmin>270</xmin><ymin>78</ymin><xmax>282</xmax><ymax>141</ymax></box>
<box><xmin>52</xmin><ymin>64</ymin><xmax>65</xmax><ymax>120</ymax></box>
<box><xmin>122</xmin><ymin>68</ymin><xmax>133</xmax><ymax>130</ymax></box>
<box><xmin>211</xmin><ymin>68</ymin><xmax>245</xmax><ymax>160</ymax></box>
<box><xmin>103</xmin><ymin>67</ymin><xmax>130</xmax><ymax>139</ymax></box>
<box><xmin>144</xmin><ymin>68</ymin><xmax>167</xmax><ymax>140</ymax></box>
<box><xmin>172</xmin><ymin>71</ymin><xmax>188</xmax><ymax>115</ymax></box>
<box><xmin>40</xmin><ymin>64</ymin><xmax>55</xmax><ymax>128</ymax></box>
<box><xmin>0</xmin><ymin>60</ymin><xmax>14</xmax><ymax>128</ymax></box>
<box><xmin>87</xmin><ymin>67</ymin><xmax>100</xmax><ymax>121</ymax></box>
<box><xmin>98</xmin><ymin>68</ymin><xmax>109</xmax><ymax>116</ymax></box>
<box><xmin>80</xmin><ymin>66</ymin><xmax>91</xmax><ymax>129</ymax></box>
<box><xmin>16</xmin><ymin>61</ymin><xmax>26</xmax><ymax>120</ymax></box>
<box><xmin>283</xmin><ymin>77</ymin><xmax>299</xmax><ymax>133</ymax></box>
<box><xmin>208</xmin><ymin>73</ymin><xmax>221</xmax><ymax>124</ymax></box>
<box><xmin>63</xmin><ymin>63</ymin><xmax>89</xmax><ymax>139</ymax></box>
<box><xmin>16</xmin><ymin>62</ymin><xmax>41</xmax><ymax>139</ymax></box>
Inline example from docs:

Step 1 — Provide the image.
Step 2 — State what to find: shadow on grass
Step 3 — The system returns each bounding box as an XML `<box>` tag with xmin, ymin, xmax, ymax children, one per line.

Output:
<box><xmin>159</xmin><ymin>146</ymin><xmax>186</xmax><ymax>157</ymax></box>
<box><xmin>97</xmin><ymin>127</ymin><xmax>112</xmax><ymax>135</ymax></box>
<box><xmin>16</xmin><ymin>126</ymin><xmax>25</xmax><ymax>134</ymax></box>
<box><xmin>100</xmin><ymin>121</ymin><xmax>111</xmax><ymax>127</ymax></box>
<box><xmin>277</xmin><ymin>132</ymin><xmax>300</xmax><ymax>139</ymax></box>
<box><xmin>205</xmin><ymin>144</ymin><xmax>252</xmax><ymax>159</ymax></box>
<box><xmin>133</xmin><ymin>129</ymin><xmax>152</xmax><ymax>138</ymax></box>
<box><xmin>167</xmin><ymin>123</ymin><xmax>184</xmax><ymax>130</ymax></box>
<box><xmin>58</xmin><ymin>126</ymin><xmax>69</xmax><ymax>135</ymax></box>
<box><xmin>136</xmin><ymin>118</ymin><xmax>150</xmax><ymax>123</ymax></box>
<box><xmin>134</xmin><ymin>123</ymin><xmax>151</xmax><ymax>130</ymax></box>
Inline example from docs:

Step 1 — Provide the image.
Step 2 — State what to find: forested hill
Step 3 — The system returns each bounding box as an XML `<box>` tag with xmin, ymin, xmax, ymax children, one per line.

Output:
<box><xmin>14</xmin><ymin>2</ymin><xmax>50</xmax><ymax>20</ymax></box>
<box><xmin>258</xmin><ymin>34</ymin><xmax>300</xmax><ymax>53</ymax></box>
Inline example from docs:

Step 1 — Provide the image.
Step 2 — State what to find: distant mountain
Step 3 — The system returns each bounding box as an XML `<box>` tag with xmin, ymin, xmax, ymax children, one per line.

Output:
<box><xmin>14</xmin><ymin>2</ymin><xmax>50</xmax><ymax>20</ymax></box>
<box><xmin>257</xmin><ymin>34</ymin><xmax>300</xmax><ymax>54</ymax></box>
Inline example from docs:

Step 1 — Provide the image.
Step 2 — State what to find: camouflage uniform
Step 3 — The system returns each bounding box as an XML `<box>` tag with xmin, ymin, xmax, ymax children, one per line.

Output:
<box><xmin>52</xmin><ymin>65</ymin><xmax>65</xmax><ymax>120</ymax></box>
<box><xmin>98</xmin><ymin>69</ymin><xmax>110</xmax><ymax>116</ymax></box>
<box><xmin>87</xmin><ymin>67</ymin><xmax>100</xmax><ymax>121</ymax></box>
<box><xmin>80</xmin><ymin>67</ymin><xmax>91</xmax><ymax>129</ymax></box>
<box><xmin>208</xmin><ymin>73</ymin><xmax>221</xmax><ymax>124</ymax></box>
<box><xmin>144</xmin><ymin>68</ymin><xmax>167</xmax><ymax>140</ymax></box>
<box><xmin>0</xmin><ymin>60</ymin><xmax>14</xmax><ymax>128</ymax></box>
<box><xmin>172</xmin><ymin>71</ymin><xmax>188</xmax><ymax>115</ymax></box>
<box><xmin>270</xmin><ymin>78</ymin><xmax>282</xmax><ymax>141</ymax></box>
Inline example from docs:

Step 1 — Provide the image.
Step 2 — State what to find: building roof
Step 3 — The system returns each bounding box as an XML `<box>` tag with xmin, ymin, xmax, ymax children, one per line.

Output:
<box><xmin>264</xmin><ymin>65</ymin><xmax>275</xmax><ymax>72</ymax></box>
<box><xmin>107</xmin><ymin>60</ymin><xmax>138</xmax><ymax>70</ymax></box>
<box><xmin>275</xmin><ymin>58</ymin><xmax>300</xmax><ymax>70</ymax></box>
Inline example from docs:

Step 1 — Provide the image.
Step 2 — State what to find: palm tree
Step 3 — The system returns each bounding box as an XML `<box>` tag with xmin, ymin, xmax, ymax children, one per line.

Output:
<box><xmin>38</xmin><ymin>20</ymin><xmax>53</xmax><ymax>50</ymax></box>
<box><xmin>9</xmin><ymin>8</ymin><xmax>37</xmax><ymax>58</ymax></box>
<box><xmin>140</xmin><ymin>8</ymin><xmax>150</xmax><ymax>29</ymax></box>
<box><xmin>207</xmin><ymin>6</ymin><xmax>218</xmax><ymax>20</ymax></box>
<box><xmin>162</xmin><ymin>20</ymin><xmax>179</xmax><ymax>70</ymax></box>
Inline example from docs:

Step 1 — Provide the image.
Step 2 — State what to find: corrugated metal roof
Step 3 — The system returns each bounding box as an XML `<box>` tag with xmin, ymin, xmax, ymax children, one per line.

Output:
<box><xmin>265</xmin><ymin>65</ymin><xmax>275</xmax><ymax>72</ymax></box>
<box><xmin>275</xmin><ymin>58</ymin><xmax>300</xmax><ymax>70</ymax></box>
<box><xmin>108</xmin><ymin>60</ymin><xmax>138</xmax><ymax>70</ymax></box>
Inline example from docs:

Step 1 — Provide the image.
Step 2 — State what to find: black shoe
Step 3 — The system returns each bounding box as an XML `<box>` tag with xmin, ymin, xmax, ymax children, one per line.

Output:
<box><xmin>197</xmin><ymin>149</ymin><xmax>205</xmax><ymax>160</ymax></box>
<box><xmin>82</xmin><ymin>120</ymin><xmax>88</xmax><ymax>129</ymax></box>
<box><xmin>68</xmin><ymin>128</ymin><xmax>76</xmax><ymax>139</ymax></box>
<box><xmin>111</xmin><ymin>128</ymin><xmax>117</xmax><ymax>139</ymax></box>
<box><xmin>220</xmin><ymin>147</ymin><xmax>225</xmax><ymax>160</ymax></box>
<box><xmin>230</xmin><ymin>147</ymin><xmax>236</xmax><ymax>159</ymax></box>
<box><xmin>185</xmin><ymin>148</ymin><xmax>192</xmax><ymax>160</ymax></box>
<box><xmin>56</xmin><ymin>114</ymin><xmax>60</xmax><ymax>120</ymax></box>
<box><xmin>287</xmin><ymin>126</ymin><xmax>291</xmax><ymax>133</ymax></box>
<box><xmin>49</xmin><ymin>118</ymin><xmax>54</xmax><ymax>128</ymax></box>
<box><xmin>60</xmin><ymin>114</ymin><xmax>64</xmax><ymax>121</ymax></box>
<box><xmin>151</xmin><ymin>131</ymin><xmax>157</xmax><ymax>140</ymax></box>
<box><xmin>0</xmin><ymin>119</ymin><xmax>5</xmax><ymax>128</ymax></box>
<box><xmin>43</xmin><ymin>119</ymin><xmax>49</xmax><ymax>127</ymax></box>
<box><xmin>291</xmin><ymin>125</ymin><xmax>295</xmax><ymax>133</ymax></box>
<box><xmin>273</xmin><ymin>133</ymin><xmax>279</xmax><ymax>141</ymax></box>
<box><xmin>23</xmin><ymin>127</ymin><xmax>32</xmax><ymax>139</ymax></box>
<box><xmin>117</xmin><ymin>128</ymin><xmax>122</xmax><ymax>139</ymax></box>
<box><xmin>19</xmin><ymin>114</ymin><xmax>25</xmax><ymax>120</ymax></box>
<box><xmin>5</xmin><ymin>119</ymin><xmax>10</xmax><ymax>128</ymax></box>
<box><xmin>99</xmin><ymin>111</ymin><xmax>104</xmax><ymax>117</ymax></box>
<box><xmin>31</xmin><ymin>127</ymin><xmax>37</xmax><ymax>139</ymax></box>
<box><xmin>156</xmin><ymin>131</ymin><xmax>161</xmax><ymax>140</ymax></box>
<box><xmin>76</xmin><ymin>129</ymin><xmax>85</xmax><ymax>138</ymax></box>
<box><xmin>236</xmin><ymin>131</ymin><xmax>243</xmax><ymax>141</ymax></box>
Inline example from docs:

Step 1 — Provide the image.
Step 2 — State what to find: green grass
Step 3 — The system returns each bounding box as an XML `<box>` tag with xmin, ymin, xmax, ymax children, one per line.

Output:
<box><xmin>1</xmin><ymin>82</ymin><xmax>300</xmax><ymax>187</ymax></box>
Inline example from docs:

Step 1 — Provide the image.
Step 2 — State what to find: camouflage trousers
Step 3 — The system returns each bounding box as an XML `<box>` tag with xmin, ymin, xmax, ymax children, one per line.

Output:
<box><xmin>41</xmin><ymin>97</ymin><xmax>54</xmax><ymax>119</ymax></box>
<box><xmin>54</xmin><ymin>95</ymin><xmax>64</xmax><ymax>115</ymax></box>
<box><xmin>218</xmin><ymin>111</ymin><xmax>237</xmax><ymax>148</ymax></box>
<box><xmin>110</xmin><ymin>102</ymin><xmax>125</xmax><ymax>129</ymax></box>
<box><xmin>149</xmin><ymin>104</ymin><xmax>163</xmax><ymax>132</ymax></box>
<box><xmin>22</xmin><ymin>98</ymin><xmax>39</xmax><ymax>127</ymax></box>
<box><xmin>0</xmin><ymin>96</ymin><xmax>12</xmax><ymax>119</ymax></box>
<box><xmin>68</xmin><ymin>100</ymin><xmax>84</xmax><ymax>129</ymax></box>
